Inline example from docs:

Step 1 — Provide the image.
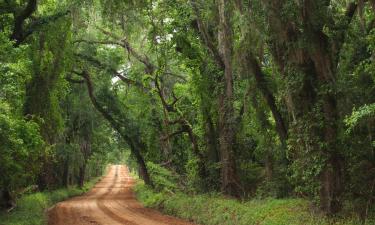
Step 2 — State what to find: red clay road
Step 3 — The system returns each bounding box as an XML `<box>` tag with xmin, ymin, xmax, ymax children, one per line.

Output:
<box><xmin>48</xmin><ymin>165</ymin><xmax>195</xmax><ymax>225</ymax></box>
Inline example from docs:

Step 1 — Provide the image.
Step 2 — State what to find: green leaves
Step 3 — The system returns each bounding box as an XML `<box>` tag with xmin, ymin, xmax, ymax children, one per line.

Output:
<box><xmin>0</xmin><ymin>101</ymin><xmax>44</xmax><ymax>190</ymax></box>
<box><xmin>345</xmin><ymin>103</ymin><xmax>375</xmax><ymax>130</ymax></box>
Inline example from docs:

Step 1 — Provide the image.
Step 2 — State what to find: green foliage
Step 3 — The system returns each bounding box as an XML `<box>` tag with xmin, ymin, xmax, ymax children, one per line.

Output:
<box><xmin>24</xmin><ymin>17</ymin><xmax>71</xmax><ymax>143</ymax></box>
<box><xmin>134</xmin><ymin>182</ymin><xmax>166</xmax><ymax>208</ymax></box>
<box><xmin>0</xmin><ymin>102</ymin><xmax>44</xmax><ymax>190</ymax></box>
<box><xmin>0</xmin><ymin>177</ymin><xmax>100</xmax><ymax>225</ymax></box>
<box><xmin>345</xmin><ymin>103</ymin><xmax>375</xmax><ymax>130</ymax></box>
<box><xmin>1</xmin><ymin>0</ymin><xmax>375</xmax><ymax>221</ymax></box>
<box><xmin>146</xmin><ymin>162</ymin><xmax>178</xmax><ymax>192</ymax></box>
<box><xmin>135</xmin><ymin>183</ymin><xmax>369</xmax><ymax>225</ymax></box>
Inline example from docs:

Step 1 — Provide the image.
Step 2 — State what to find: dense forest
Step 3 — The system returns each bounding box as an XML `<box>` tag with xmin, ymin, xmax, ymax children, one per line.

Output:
<box><xmin>1</xmin><ymin>0</ymin><xmax>375</xmax><ymax>224</ymax></box>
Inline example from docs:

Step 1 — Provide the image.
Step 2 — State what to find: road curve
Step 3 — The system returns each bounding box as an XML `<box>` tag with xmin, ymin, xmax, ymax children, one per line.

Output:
<box><xmin>48</xmin><ymin>165</ymin><xmax>195</xmax><ymax>225</ymax></box>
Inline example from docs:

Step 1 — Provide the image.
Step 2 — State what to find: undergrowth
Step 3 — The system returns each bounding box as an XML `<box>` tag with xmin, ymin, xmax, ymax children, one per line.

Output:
<box><xmin>135</xmin><ymin>183</ymin><xmax>374</xmax><ymax>225</ymax></box>
<box><xmin>0</xmin><ymin>178</ymin><xmax>100</xmax><ymax>225</ymax></box>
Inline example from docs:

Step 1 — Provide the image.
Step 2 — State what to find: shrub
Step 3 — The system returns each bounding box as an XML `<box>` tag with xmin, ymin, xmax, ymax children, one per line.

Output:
<box><xmin>134</xmin><ymin>183</ymin><xmax>371</xmax><ymax>225</ymax></box>
<box><xmin>0</xmin><ymin>178</ymin><xmax>99</xmax><ymax>225</ymax></box>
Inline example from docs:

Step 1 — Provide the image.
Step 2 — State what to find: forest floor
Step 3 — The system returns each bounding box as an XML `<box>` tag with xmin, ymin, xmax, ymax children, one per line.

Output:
<box><xmin>48</xmin><ymin>165</ymin><xmax>195</xmax><ymax>225</ymax></box>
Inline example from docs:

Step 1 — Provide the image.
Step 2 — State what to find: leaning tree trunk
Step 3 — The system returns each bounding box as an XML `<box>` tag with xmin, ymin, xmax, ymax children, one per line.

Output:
<box><xmin>81</xmin><ymin>71</ymin><xmax>153</xmax><ymax>187</ymax></box>
<box><xmin>127</xmin><ymin>137</ymin><xmax>152</xmax><ymax>187</ymax></box>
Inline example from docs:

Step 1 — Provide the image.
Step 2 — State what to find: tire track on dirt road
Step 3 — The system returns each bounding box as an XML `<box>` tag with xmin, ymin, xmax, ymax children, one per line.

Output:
<box><xmin>48</xmin><ymin>165</ymin><xmax>195</xmax><ymax>225</ymax></box>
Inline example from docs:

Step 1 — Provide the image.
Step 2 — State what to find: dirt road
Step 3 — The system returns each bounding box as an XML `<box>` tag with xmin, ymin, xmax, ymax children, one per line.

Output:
<box><xmin>48</xmin><ymin>165</ymin><xmax>195</xmax><ymax>225</ymax></box>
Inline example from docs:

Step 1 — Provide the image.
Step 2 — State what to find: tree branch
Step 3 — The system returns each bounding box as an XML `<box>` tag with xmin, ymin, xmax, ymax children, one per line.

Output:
<box><xmin>249</xmin><ymin>56</ymin><xmax>288</xmax><ymax>143</ymax></box>
<box><xmin>332</xmin><ymin>1</ymin><xmax>359</xmax><ymax>58</ymax></box>
<box><xmin>79</xmin><ymin>70</ymin><xmax>152</xmax><ymax>185</ymax></box>
<box><xmin>96</xmin><ymin>26</ymin><xmax>155</xmax><ymax>74</ymax></box>
<box><xmin>189</xmin><ymin>0</ymin><xmax>225</xmax><ymax>70</ymax></box>
<box><xmin>75</xmin><ymin>53</ymin><xmax>146</xmax><ymax>89</ymax></box>
<box><xmin>74</xmin><ymin>39</ymin><xmax>125</xmax><ymax>48</ymax></box>
<box><xmin>65</xmin><ymin>76</ymin><xmax>85</xmax><ymax>84</ymax></box>
<box><xmin>155</xmin><ymin>73</ymin><xmax>178</xmax><ymax>113</ymax></box>
<box><xmin>11</xmin><ymin>0</ymin><xmax>37</xmax><ymax>45</ymax></box>
<box><xmin>20</xmin><ymin>10</ymin><xmax>70</xmax><ymax>45</ymax></box>
<box><xmin>160</xmin><ymin>128</ymin><xmax>187</xmax><ymax>140</ymax></box>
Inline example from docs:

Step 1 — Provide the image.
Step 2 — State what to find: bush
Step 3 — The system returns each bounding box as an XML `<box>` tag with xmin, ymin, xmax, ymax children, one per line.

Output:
<box><xmin>0</xmin><ymin>178</ymin><xmax>99</xmax><ymax>225</ymax></box>
<box><xmin>146</xmin><ymin>162</ymin><xmax>178</xmax><ymax>192</ymax></box>
<box><xmin>134</xmin><ymin>183</ymin><xmax>372</xmax><ymax>225</ymax></box>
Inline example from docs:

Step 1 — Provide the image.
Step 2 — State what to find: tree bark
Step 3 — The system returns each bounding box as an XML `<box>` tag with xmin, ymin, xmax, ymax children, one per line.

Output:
<box><xmin>204</xmin><ymin>113</ymin><xmax>220</xmax><ymax>164</ymax></box>
<box><xmin>78</xmin><ymin>163</ymin><xmax>86</xmax><ymax>188</ymax></box>
<box><xmin>217</xmin><ymin>0</ymin><xmax>241</xmax><ymax>197</ymax></box>
<box><xmin>320</xmin><ymin>154</ymin><xmax>343</xmax><ymax>214</ymax></box>
<box><xmin>261</xmin><ymin>0</ymin><xmax>346</xmax><ymax>214</ymax></box>
<box><xmin>62</xmin><ymin>157</ymin><xmax>69</xmax><ymax>187</ymax></box>
<box><xmin>248</xmin><ymin>56</ymin><xmax>288</xmax><ymax>145</ymax></box>
<box><xmin>127</xmin><ymin>138</ymin><xmax>152</xmax><ymax>186</ymax></box>
<box><xmin>10</xmin><ymin>0</ymin><xmax>37</xmax><ymax>46</ymax></box>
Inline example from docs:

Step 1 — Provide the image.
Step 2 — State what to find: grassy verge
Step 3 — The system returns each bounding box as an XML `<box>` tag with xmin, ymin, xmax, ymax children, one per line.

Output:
<box><xmin>134</xmin><ymin>183</ymin><xmax>372</xmax><ymax>225</ymax></box>
<box><xmin>0</xmin><ymin>178</ymin><xmax>100</xmax><ymax>225</ymax></box>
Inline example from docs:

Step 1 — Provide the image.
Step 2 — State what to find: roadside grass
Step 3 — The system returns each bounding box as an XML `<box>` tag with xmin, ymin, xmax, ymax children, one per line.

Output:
<box><xmin>134</xmin><ymin>182</ymin><xmax>372</xmax><ymax>225</ymax></box>
<box><xmin>0</xmin><ymin>178</ymin><xmax>100</xmax><ymax>225</ymax></box>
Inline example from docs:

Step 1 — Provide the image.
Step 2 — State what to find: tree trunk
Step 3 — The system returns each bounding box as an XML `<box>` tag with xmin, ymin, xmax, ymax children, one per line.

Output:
<box><xmin>1</xmin><ymin>189</ymin><xmax>14</xmax><ymax>209</ymax></box>
<box><xmin>217</xmin><ymin>0</ymin><xmax>241</xmax><ymax>197</ymax></box>
<box><xmin>320</xmin><ymin>155</ymin><xmax>343</xmax><ymax>214</ymax></box>
<box><xmin>249</xmin><ymin>57</ymin><xmax>288</xmax><ymax>145</ymax></box>
<box><xmin>62</xmin><ymin>157</ymin><xmax>69</xmax><ymax>187</ymax></box>
<box><xmin>205</xmin><ymin>113</ymin><xmax>220</xmax><ymax>163</ymax></box>
<box><xmin>234</xmin><ymin>2</ymin><xmax>288</xmax><ymax>146</ymax></box>
<box><xmin>78</xmin><ymin>163</ymin><xmax>86</xmax><ymax>188</ymax></box>
<box><xmin>129</xmin><ymin>139</ymin><xmax>152</xmax><ymax>186</ymax></box>
<box><xmin>10</xmin><ymin>0</ymin><xmax>37</xmax><ymax>46</ymax></box>
<box><xmin>203</xmin><ymin>113</ymin><xmax>220</xmax><ymax>190</ymax></box>
<box><xmin>265</xmin><ymin>153</ymin><xmax>273</xmax><ymax>182</ymax></box>
<box><xmin>81</xmin><ymin>71</ymin><xmax>153</xmax><ymax>187</ymax></box>
<box><xmin>319</xmin><ymin>88</ymin><xmax>343</xmax><ymax>214</ymax></box>
<box><xmin>260</xmin><ymin>0</ymin><xmax>346</xmax><ymax>214</ymax></box>
<box><xmin>36</xmin><ymin>161</ymin><xmax>54</xmax><ymax>190</ymax></box>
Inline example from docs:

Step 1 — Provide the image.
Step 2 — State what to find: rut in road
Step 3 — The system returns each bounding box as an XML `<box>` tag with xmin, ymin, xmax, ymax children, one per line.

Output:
<box><xmin>48</xmin><ymin>165</ymin><xmax>195</xmax><ymax>225</ymax></box>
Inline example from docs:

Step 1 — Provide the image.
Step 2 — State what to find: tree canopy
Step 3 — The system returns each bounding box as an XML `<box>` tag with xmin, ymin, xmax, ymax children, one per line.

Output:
<box><xmin>1</xmin><ymin>0</ymin><xmax>375</xmax><ymax>221</ymax></box>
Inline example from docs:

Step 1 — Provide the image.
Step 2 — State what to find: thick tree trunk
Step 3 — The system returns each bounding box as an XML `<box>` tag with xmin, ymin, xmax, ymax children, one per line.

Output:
<box><xmin>190</xmin><ymin>0</ymin><xmax>237</xmax><ymax>192</ymax></box>
<box><xmin>320</xmin><ymin>154</ymin><xmax>343</xmax><ymax>214</ymax></box>
<box><xmin>203</xmin><ymin>113</ymin><xmax>220</xmax><ymax>190</ymax></box>
<box><xmin>24</xmin><ymin>30</ymin><xmax>67</xmax><ymax>190</ymax></box>
<box><xmin>217</xmin><ymin>0</ymin><xmax>241</xmax><ymax>197</ymax></box>
<box><xmin>318</xmin><ymin>89</ymin><xmax>343</xmax><ymax>214</ymax></box>
<box><xmin>218</xmin><ymin>95</ymin><xmax>240</xmax><ymax>196</ymax></box>
<box><xmin>260</xmin><ymin>0</ymin><xmax>347</xmax><ymax>214</ymax></box>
